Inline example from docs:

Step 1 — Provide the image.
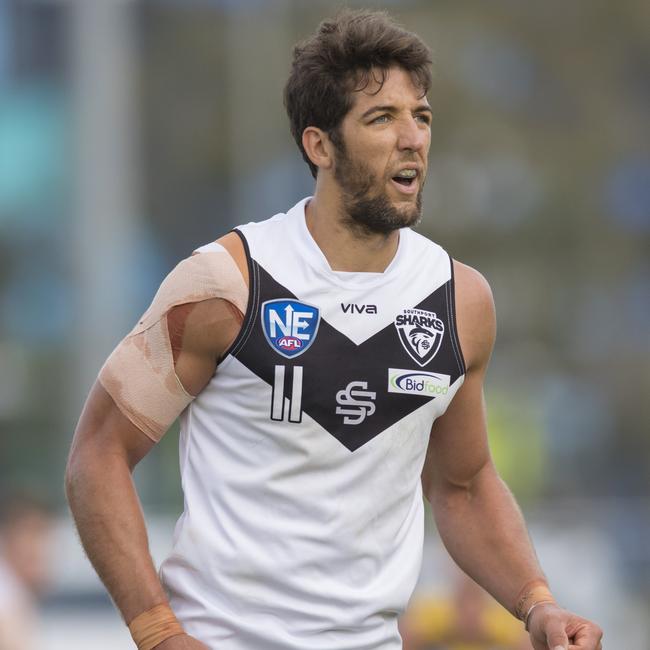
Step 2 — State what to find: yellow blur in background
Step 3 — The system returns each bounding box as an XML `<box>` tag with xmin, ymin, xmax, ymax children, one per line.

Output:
<box><xmin>400</xmin><ymin>570</ymin><xmax>531</xmax><ymax>650</ymax></box>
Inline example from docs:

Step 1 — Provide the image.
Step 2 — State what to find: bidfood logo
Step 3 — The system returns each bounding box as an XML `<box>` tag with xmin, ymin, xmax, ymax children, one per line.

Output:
<box><xmin>388</xmin><ymin>368</ymin><xmax>450</xmax><ymax>397</ymax></box>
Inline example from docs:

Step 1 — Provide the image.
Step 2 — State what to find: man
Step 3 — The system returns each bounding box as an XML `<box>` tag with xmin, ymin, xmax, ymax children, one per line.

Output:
<box><xmin>65</xmin><ymin>9</ymin><xmax>603</xmax><ymax>650</ymax></box>
<box><xmin>0</xmin><ymin>494</ymin><xmax>53</xmax><ymax>650</ymax></box>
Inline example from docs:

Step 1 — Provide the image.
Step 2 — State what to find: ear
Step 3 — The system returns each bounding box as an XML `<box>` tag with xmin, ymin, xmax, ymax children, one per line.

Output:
<box><xmin>302</xmin><ymin>127</ymin><xmax>335</xmax><ymax>172</ymax></box>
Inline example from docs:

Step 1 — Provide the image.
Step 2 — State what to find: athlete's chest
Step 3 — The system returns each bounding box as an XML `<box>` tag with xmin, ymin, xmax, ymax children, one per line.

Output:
<box><xmin>228</xmin><ymin>247</ymin><xmax>465</xmax><ymax>452</ymax></box>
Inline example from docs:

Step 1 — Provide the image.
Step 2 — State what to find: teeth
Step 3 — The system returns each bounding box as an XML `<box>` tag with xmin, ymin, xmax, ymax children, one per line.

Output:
<box><xmin>396</xmin><ymin>169</ymin><xmax>417</xmax><ymax>178</ymax></box>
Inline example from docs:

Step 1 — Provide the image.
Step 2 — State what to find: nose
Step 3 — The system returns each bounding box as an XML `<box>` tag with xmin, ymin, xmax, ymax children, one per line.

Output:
<box><xmin>397</xmin><ymin>115</ymin><xmax>428</xmax><ymax>153</ymax></box>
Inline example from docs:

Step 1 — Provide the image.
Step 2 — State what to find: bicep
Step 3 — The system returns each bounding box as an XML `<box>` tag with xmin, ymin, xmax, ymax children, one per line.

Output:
<box><xmin>97</xmin><ymin>296</ymin><xmax>241</xmax><ymax>446</ymax></box>
<box><xmin>421</xmin><ymin>259</ymin><xmax>497</xmax><ymax>499</ymax></box>
<box><xmin>170</xmin><ymin>298</ymin><xmax>243</xmax><ymax>396</ymax></box>
<box><xmin>98</xmin><ymin>244</ymin><xmax>248</xmax><ymax>442</ymax></box>
<box><xmin>73</xmin><ymin>241</ymin><xmax>248</xmax><ymax>463</ymax></box>
<box><xmin>68</xmin><ymin>300</ymin><xmax>225</xmax><ymax>471</ymax></box>
<box><xmin>421</xmin><ymin>368</ymin><xmax>491</xmax><ymax>500</ymax></box>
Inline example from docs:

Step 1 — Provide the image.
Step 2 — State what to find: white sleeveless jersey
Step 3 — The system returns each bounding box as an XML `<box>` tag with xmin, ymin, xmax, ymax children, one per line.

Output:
<box><xmin>160</xmin><ymin>198</ymin><xmax>466</xmax><ymax>650</ymax></box>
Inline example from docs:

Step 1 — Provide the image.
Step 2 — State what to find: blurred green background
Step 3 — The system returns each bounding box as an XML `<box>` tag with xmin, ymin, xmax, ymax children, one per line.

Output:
<box><xmin>0</xmin><ymin>0</ymin><xmax>648</xmax><ymax>647</ymax></box>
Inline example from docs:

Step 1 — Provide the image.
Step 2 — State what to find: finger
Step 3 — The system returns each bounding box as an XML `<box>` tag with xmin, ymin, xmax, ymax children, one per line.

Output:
<box><xmin>569</xmin><ymin>621</ymin><xmax>604</xmax><ymax>648</ymax></box>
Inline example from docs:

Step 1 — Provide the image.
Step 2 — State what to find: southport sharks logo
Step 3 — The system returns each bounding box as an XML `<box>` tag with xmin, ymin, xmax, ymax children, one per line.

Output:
<box><xmin>394</xmin><ymin>308</ymin><xmax>444</xmax><ymax>367</ymax></box>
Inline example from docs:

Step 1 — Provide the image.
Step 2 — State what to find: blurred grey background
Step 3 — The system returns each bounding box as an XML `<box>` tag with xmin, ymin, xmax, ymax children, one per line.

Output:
<box><xmin>0</xmin><ymin>0</ymin><xmax>648</xmax><ymax>647</ymax></box>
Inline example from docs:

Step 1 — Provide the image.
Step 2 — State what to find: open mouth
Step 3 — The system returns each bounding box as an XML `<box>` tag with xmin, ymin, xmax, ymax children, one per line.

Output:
<box><xmin>391</xmin><ymin>169</ymin><xmax>419</xmax><ymax>191</ymax></box>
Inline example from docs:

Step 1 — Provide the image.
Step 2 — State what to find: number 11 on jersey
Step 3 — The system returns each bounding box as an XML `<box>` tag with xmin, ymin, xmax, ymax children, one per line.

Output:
<box><xmin>271</xmin><ymin>365</ymin><xmax>303</xmax><ymax>423</ymax></box>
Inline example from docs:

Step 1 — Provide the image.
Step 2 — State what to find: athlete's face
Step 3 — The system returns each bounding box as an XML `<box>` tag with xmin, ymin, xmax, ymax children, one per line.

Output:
<box><xmin>333</xmin><ymin>67</ymin><xmax>431</xmax><ymax>235</ymax></box>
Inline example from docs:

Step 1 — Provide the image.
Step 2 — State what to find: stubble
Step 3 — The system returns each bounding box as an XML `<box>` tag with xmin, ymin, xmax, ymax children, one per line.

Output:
<box><xmin>333</xmin><ymin>144</ymin><xmax>423</xmax><ymax>237</ymax></box>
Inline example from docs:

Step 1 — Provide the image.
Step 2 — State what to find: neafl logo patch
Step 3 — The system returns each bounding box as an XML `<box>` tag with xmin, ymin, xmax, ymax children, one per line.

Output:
<box><xmin>262</xmin><ymin>299</ymin><xmax>320</xmax><ymax>359</ymax></box>
<box><xmin>394</xmin><ymin>308</ymin><xmax>444</xmax><ymax>367</ymax></box>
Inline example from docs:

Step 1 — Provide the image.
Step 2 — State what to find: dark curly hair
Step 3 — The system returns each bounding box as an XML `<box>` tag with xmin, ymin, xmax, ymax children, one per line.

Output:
<box><xmin>284</xmin><ymin>9</ymin><xmax>433</xmax><ymax>178</ymax></box>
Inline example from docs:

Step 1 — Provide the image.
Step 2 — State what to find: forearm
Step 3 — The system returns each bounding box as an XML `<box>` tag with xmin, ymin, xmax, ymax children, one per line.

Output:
<box><xmin>431</xmin><ymin>461</ymin><xmax>546</xmax><ymax>615</ymax></box>
<box><xmin>65</xmin><ymin>449</ymin><xmax>168</xmax><ymax>623</ymax></box>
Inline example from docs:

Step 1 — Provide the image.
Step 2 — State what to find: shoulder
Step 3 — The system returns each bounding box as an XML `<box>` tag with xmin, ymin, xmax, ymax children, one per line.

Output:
<box><xmin>452</xmin><ymin>259</ymin><xmax>494</xmax><ymax>314</ymax></box>
<box><xmin>163</xmin><ymin>232</ymin><xmax>249</xmax><ymax>351</ymax></box>
<box><xmin>451</xmin><ymin>259</ymin><xmax>496</xmax><ymax>373</ymax></box>
<box><xmin>143</xmin><ymin>233</ymin><xmax>249</xmax><ymax>327</ymax></box>
<box><xmin>214</xmin><ymin>231</ymin><xmax>248</xmax><ymax>287</ymax></box>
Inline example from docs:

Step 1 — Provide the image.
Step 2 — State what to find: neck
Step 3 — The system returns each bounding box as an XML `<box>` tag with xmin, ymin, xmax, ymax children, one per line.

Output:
<box><xmin>305</xmin><ymin>187</ymin><xmax>400</xmax><ymax>273</ymax></box>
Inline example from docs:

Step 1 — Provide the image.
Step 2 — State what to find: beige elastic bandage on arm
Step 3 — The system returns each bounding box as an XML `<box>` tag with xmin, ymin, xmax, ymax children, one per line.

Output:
<box><xmin>99</xmin><ymin>242</ymin><xmax>248</xmax><ymax>442</ymax></box>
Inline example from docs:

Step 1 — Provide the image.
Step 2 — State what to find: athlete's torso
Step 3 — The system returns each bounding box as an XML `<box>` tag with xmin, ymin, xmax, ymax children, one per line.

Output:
<box><xmin>160</xmin><ymin>198</ymin><xmax>466</xmax><ymax>650</ymax></box>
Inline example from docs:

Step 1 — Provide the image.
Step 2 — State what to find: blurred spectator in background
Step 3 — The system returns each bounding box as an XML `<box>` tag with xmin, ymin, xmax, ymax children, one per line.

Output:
<box><xmin>400</xmin><ymin>570</ymin><xmax>531</xmax><ymax>650</ymax></box>
<box><xmin>0</xmin><ymin>494</ymin><xmax>53</xmax><ymax>650</ymax></box>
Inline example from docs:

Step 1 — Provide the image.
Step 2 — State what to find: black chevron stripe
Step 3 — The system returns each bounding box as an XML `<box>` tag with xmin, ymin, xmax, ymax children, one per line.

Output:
<box><xmin>233</xmin><ymin>262</ymin><xmax>464</xmax><ymax>452</ymax></box>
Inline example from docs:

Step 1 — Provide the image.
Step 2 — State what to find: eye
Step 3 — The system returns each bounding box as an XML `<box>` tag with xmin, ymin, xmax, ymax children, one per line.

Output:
<box><xmin>415</xmin><ymin>113</ymin><xmax>432</xmax><ymax>125</ymax></box>
<box><xmin>371</xmin><ymin>114</ymin><xmax>391</xmax><ymax>124</ymax></box>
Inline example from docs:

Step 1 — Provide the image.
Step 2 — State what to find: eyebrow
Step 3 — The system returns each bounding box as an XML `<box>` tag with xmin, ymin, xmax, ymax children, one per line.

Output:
<box><xmin>360</xmin><ymin>104</ymin><xmax>433</xmax><ymax>119</ymax></box>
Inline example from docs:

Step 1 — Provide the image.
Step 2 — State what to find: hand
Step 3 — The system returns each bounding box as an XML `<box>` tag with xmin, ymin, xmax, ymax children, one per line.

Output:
<box><xmin>153</xmin><ymin>633</ymin><xmax>210</xmax><ymax>649</ymax></box>
<box><xmin>527</xmin><ymin>603</ymin><xmax>603</xmax><ymax>650</ymax></box>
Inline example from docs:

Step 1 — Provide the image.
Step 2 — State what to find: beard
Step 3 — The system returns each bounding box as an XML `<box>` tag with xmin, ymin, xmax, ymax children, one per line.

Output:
<box><xmin>333</xmin><ymin>144</ymin><xmax>423</xmax><ymax>236</ymax></box>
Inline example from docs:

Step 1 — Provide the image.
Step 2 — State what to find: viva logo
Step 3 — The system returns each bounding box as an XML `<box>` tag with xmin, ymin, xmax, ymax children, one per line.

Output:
<box><xmin>341</xmin><ymin>303</ymin><xmax>377</xmax><ymax>314</ymax></box>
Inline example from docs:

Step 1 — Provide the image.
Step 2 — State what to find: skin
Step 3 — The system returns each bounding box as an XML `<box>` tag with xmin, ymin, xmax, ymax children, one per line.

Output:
<box><xmin>66</xmin><ymin>298</ymin><xmax>230</xmax><ymax>650</ymax></box>
<box><xmin>65</xmin><ymin>66</ymin><xmax>603</xmax><ymax>650</ymax></box>
<box><xmin>302</xmin><ymin>68</ymin><xmax>431</xmax><ymax>271</ymax></box>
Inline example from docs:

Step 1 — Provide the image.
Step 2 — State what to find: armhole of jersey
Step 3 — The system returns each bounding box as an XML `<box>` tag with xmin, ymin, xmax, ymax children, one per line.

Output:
<box><xmin>448</xmin><ymin>255</ymin><xmax>467</xmax><ymax>376</ymax></box>
<box><xmin>219</xmin><ymin>228</ymin><xmax>257</xmax><ymax>363</ymax></box>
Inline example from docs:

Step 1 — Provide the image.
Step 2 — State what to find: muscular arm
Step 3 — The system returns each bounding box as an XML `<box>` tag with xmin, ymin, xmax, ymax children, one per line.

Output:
<box><xmin>421</xmin><ymin>261</ymin><xmax>543</xmax><ymax>612</ymax></box>
<box><xmin>65</xmin><ymin>234</ymin><xmax>248</xmax><ymax>645</ymax></box>
<box><xmin>65</xmin><ymin>381</ymin><xmax>162</xmax><ymax>621</ymax></box>
<box><xmin>422</xmin><ymin>262</ymin><xmax>602</xmax><ymax>650</ymax></box>
<box><xmin>65</xmin><ymin>298</ymin><xmax>233</xmax><ymax>621</ymax></box>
